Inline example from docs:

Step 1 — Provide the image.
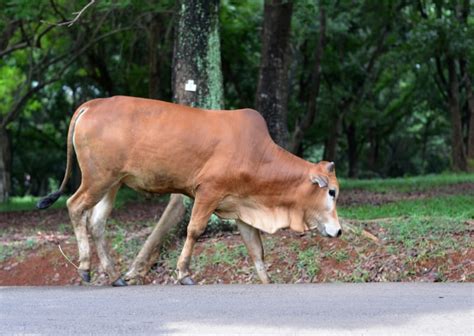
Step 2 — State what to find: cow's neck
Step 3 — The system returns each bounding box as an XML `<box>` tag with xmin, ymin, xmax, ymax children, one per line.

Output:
<box><xmin>258</xmin><ymin>143</ymin><xmax>312</xmax><ymax>197</ymax></box>
<box><xmin>249</xmin><ymin>143</ymin><xmax>311</xmax><ymax>233</ymax></box>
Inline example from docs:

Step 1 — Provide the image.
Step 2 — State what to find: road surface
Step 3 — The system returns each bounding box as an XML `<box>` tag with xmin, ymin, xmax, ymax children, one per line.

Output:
<box><xmin>1</xmin><ymin>283</ymin><xmax>473</xmax><ymax>335</ymax></box>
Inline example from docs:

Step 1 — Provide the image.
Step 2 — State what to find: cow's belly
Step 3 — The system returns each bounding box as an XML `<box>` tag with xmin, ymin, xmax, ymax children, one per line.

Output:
<box><xmin>121</xmin><ymin>172</ymin><xmax>192</xmax><ymax>196</ymax></box>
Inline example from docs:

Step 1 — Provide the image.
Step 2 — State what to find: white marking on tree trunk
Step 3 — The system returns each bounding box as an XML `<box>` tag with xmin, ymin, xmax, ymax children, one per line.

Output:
<box><xmin>185</xmin><ymin>80</ymin><xmax>197</xmax><ymax>92</ymax></box>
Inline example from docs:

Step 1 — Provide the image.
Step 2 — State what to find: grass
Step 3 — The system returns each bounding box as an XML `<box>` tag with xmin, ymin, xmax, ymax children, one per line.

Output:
<box><xmin>339</xmin><ymin>194</ymin><xmax>474</xmax><ymax>221</ymax></box>
<box><xmin>296</xmin><ymin>248</ymin><xmax>320</xmax><ymax>278</ymax></box>
<box><xmin>0</xmin><ymin>244</ymin><xmax>15</xmax><ymax>262</ymax></box>
<box><xmin>340</xmin><ymin>194</ymin><xmax>473</xmax><ymax>250</ymax></box>
<box><xmin>0</xmin><ymin>186</ymin><xmax>157</xmax><ymax>212</ymax></box>
<box><xmin>340</xmin><ymin>173</ymin><xmax>474</xmax><ymax>192</ymax></box>
<box><xmin>0</xmin><ymin>195</ymin><xmax>68</xmax><ymax>212</ymax></box>
<box><xmin>325</xmin><ymin>250</ymin><xmax>350</xmax><ymax>262</ymax></box>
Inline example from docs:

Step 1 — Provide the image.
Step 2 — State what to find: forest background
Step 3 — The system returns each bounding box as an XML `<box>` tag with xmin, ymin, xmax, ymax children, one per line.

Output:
<box><xmin>0</xmin><ymin>0</ymin><xmax>473</xmax><ymax>202</ymax></box>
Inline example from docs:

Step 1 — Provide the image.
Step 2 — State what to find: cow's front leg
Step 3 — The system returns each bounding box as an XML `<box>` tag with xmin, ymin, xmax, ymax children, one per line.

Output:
<box><xmin>236</xmin><ymin>220</ymin><xmax>271</xmax><ymax>284</ymax></box>
<box><xmin>176</xmin><ymin>194</ymin><xmax>217</xmax><ymax>285</ymax></box>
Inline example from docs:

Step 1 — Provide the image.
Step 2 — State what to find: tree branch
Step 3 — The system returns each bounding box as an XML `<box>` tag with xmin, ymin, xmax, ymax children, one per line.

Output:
<box><xmin>1</xmin><ymin>26</ymin><xmax>132</xmax><ymax>129</ymax></box>
<box><xmin>0</xmin><ymin>42</ymin><xmax>28</xmax><ymax>58</ymax></box>
<box><xmin>42</xmin><ymin>0</ymin><xmax>96</xmax><ymax>27</ymax></box>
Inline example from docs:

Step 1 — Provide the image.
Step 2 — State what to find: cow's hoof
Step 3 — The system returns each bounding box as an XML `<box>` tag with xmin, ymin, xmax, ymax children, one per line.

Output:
<box><xmin>78</xmin><ymin>269</ymin><xmax>91</xmax><ymax>283</ymax></box>
<box><xmin>179</xmin><ymin>276</ymin><xmax>196</xmax><ymax>285</ymax></box>
<box><xmin>112</xmin><ymin>277</ymin><xmax>128</xmax><ymax>287</ymax></box>
<box><xmin>123</xmin><ymin>270</ymin><xmax>145</xmax><ymax>285</ymax></box>
<box><xmin>124</xmin><ymin>275</ymin><xmax>143</xmax><ymax>286</ymax></box>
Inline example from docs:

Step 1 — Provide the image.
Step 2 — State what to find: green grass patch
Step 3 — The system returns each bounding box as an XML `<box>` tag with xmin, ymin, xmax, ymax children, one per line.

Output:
<box><xmin>340</xmin><ymin>173</ymin><xmax>474</xmax><ymax>192</ymax></box>
<box><xmin>296</xmin><ymin>248</ymin><xmax>320</xmax><ymax>278</ymax></box>
<box><xmin>0</xmin><ymin>186</ymin><xmax>158</xmax><ymax>212</ymax></box>
<box><xmin>0</xmin><ymin>195</ymin><xmax>68</xmax><ymax>212</ymax></box>
<box><xmin>386</xmin><ymin>217</ymin><xmax>466</xmax><ymax>247</ymax></box>
<box><xmin>340</xmin><ymin>194</ymin><xmax>473</xmax><ymax>249</ymax></box>
<box><xmin>325</xmin><ymin>250</ymin><xmax>349</xmax><ymax>262</ymax></box>
<box><xmin>0</xmin><ymin>244</ymin><xmax>15</xmax><ymax>262</ymax></box>
<box><xmin>339</xmin><ymin>194</ymin><xmax>474</xmax><ymax>221</ymax></box>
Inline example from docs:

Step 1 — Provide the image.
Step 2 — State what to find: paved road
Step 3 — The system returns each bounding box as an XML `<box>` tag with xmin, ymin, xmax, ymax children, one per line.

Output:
<box><xmin>1</xmin><ymin>283</ymin><xmax>473</xmax><ymax>335</ymax></box>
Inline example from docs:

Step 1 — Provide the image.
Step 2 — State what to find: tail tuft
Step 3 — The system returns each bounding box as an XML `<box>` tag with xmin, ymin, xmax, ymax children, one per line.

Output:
<box><xmin>36</xmin><ymin>191</ymin><xmax>63</xmax><ymax>210</ymax></box>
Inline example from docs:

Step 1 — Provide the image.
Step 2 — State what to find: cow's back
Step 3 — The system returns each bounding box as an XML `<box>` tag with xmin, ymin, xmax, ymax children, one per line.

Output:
<box><xmin>73</xmin><ymin>96</ymin><xmax>273</xmax><ymax>196</ymax></box>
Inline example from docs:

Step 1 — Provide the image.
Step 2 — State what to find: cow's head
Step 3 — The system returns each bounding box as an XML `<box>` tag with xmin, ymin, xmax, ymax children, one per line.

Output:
<box><xmin>304</xmin><ymin>161</ymin><xmax>341</xmax><ymax>238</ymax></box>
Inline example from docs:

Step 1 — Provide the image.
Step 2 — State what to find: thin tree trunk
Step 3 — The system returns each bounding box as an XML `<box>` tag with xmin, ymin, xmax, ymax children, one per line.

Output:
<box><xmin>0</xmin><ymin>128</ymin><xmax>12</xmax><ymax>202</ymax></box>
<box><xmin>421</xmin><ymin>118</ymin><xmax>432</xmax><ymax>172</ymax></box>
<box><xmin>367</xmin><ymin>127</ymin><xmax>379</xmax><ymax>173</ymax></box>
<box><xmin>255</xmin><ymin>0</ymin><xmax>293</xmax><ymax>148</ymax></box>
<box><xmin>324</xmin><ymin>114</ymin><xmax>342</xmax><ymax>162</ymax></box>
<box><xmin>289</xmin><ymin>1</ymin><xmax>326</xmax><ymax>153</ymax></box>
<box><xmin>464</xmin><ymin>66</ymin><xmax>474</xmax><ymax>169</ymax></box>
<box><xmin>346</xmin><ymin>122</ymin><xmax>358</xmax><ymax>178</ymax></box>
<box><xmin>148</xmin><ymin>14</ymin><xmax>161</xmax><ymax>99</ymax></box>
<box><xmin>447</xmin><ymin>56</ymin><xmax>467</xmax><ymax>171</ymax></box>
<box><xmin>459</xmin><ymin>0</ymin><xmax>474</xmax><ymax>170</ymax></box>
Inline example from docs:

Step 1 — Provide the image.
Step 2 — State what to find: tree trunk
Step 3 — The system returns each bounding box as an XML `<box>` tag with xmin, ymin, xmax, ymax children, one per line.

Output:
<box><xmin>0</xmin><ymin>128</ymin><xmax>12</xmax><ymax>202</ymax></box>
<box><xmin>324</xmin><ymin>114</ymin><xmax>342</xmax><ymax>162</ymax></box>
<box><xmin>346</xmin><ymin>122</ymin><xmax>358</xmax><ymax>178</ymax></box>
<box><xmin>289</xmin><ymin>1</ymin><xmax>326</xmax><ymax>153</ymax></box>
<box><xmin>255</xmin><ymin>0</ymin><xmax>293</xmax><ymax>148</ymax></box>
<box><xmin>367</xmin><ymin>127</ymin><xmax>379</xmax><ymax>173</ymax></box>
<box><xmin>458</xmin><ymin>1</ymin><xmax>474</xmax><ymax>170</ymax></box>
<box><xmin>148</xmin><ymin>14</ymin><xmax>164</xmax><ymax>99</ymax></box>
<box><xmin>172</xmin><ymin>0</ymin><xmax>223</xmax><ymax>109</ymax></box>
<box><xmin>447</xmin><ymin>56</ymin><xmax>467</xmax><ymax>171</ymax></box>
<box><xmin>126</xmin><ymin>0</ymin><xmax>224</xmax><ymax>284</ymax></box>
<box><xmin>148</xmin><ymin>14</ymin><xmax>161</xmax><ymax>99</ymax></box>
<box><xmin>464</xmin><ymin>70</ymin><xmax>474</xmax><ymax>170</ymax></box>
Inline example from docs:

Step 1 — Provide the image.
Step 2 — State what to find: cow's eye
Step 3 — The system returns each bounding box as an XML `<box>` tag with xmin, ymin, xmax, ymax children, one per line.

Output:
<box><xmin>329</xmin><ymin>189</ymin><xmax>336</xmax><ymax>198</ymax></box>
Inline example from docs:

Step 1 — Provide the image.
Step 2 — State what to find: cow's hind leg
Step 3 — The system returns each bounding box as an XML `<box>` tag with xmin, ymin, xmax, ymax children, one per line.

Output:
<box><xmin>236</xmin><ymin>220</ymin><xmax>271</xmax><ymax>284</ymax></box>
<box><xmin>67</xmin><ymin>184</ymin><xmax>109</xmax><ymax>283</ymax></box>
<box><xmin>89</xmin><ymin>184</ymin><xmax>126</xmax><ymax>286</ymax></box>
<box><xmin>177</xmin><ymin>193</ymin><xmax>217</xmax><ymax>285</ymax></box>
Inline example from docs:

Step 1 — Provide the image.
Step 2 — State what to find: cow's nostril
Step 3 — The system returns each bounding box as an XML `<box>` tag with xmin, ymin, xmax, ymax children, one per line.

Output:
<box><xmin>336</xmin><ymin>229</ymin><xmax>342</xmax><ymax>237</ymax></box>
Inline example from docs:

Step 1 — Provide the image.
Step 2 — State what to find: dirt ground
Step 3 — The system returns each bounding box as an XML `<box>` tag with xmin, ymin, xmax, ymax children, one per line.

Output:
<box><xmin>0</xmin><ymin>186</ymin><xmax>472</xmax><ymax>286</ymax></box>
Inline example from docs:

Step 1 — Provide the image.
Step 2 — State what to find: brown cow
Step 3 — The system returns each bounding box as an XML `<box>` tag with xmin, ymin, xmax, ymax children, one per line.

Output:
<box><xmin>37</xmin><ymin>96</ymin><xmax>341</xmax><ymax>286</ymax></box>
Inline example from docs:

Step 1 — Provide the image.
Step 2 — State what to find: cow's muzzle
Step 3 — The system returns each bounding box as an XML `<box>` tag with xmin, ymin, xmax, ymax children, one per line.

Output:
<box><xmin>322</xmin><ymin>223</ymin><xmax>342</xmax><ymax>238</ymax></box>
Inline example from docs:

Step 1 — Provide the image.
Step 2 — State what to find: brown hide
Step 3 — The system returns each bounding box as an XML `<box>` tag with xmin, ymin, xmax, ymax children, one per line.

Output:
<box><xmin>72</xmin><ymin>96</ymin><xmax>339</xmax><ymax>234</ymax></box>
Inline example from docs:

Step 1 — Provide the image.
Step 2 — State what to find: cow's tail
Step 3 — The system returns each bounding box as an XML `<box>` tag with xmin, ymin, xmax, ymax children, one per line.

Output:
<box><xmin>36</xmin><ymin>107</ymin><xmax>85</xmax><ymax>210</ymax></box>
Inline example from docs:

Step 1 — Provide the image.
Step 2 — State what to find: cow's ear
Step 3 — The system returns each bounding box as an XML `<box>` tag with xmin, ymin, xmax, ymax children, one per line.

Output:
<box><xmin>327</xmin><ymin>162</ymin><xmax>335</xmax><ymax>173</ymax></box>
<box><xmin>310</xmin><ymin>174</ymin><xmax>328</xmax><ymax>188</ymax></box>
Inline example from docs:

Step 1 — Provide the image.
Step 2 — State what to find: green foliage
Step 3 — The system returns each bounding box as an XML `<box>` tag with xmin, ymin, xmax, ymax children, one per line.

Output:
<box><xmin>220</xmin><ymin>0</ymin><xmax>263</xmax><ymax>108</ymax></box>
